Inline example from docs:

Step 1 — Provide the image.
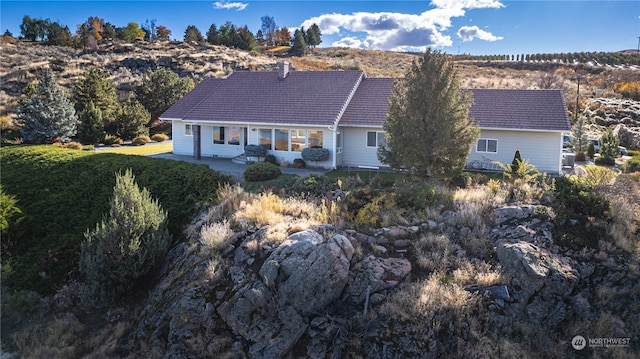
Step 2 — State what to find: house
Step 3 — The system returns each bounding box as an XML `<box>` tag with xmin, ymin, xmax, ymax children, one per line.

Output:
<box><xmin>161</xmin><ymin>62</ymin><xmax>571</xmax><ymax>174</ymax></box>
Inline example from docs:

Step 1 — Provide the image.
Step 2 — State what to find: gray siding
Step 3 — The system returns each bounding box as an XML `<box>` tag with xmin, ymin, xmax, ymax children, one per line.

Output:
<box><xmin>468</xmin><ymin>129</ymin><xmax>563</xmax><ymax>174</ymax></box>
<box><xmin>341</xmin><ymin>127</ymin><xmax>386</xmax><ymax>168</ymax></box>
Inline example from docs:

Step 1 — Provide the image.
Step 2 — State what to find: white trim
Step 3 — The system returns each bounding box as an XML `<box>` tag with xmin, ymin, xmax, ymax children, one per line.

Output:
<box><xmin>179</xmin><ymin>120</ymin><xmax>330</xmax><ymax>128</ymax></box>
<box><xmin>184</xmin><ymin>124</ymin><xmax>193</xmax><ymax>136</ymax></box>
<box><xmin>476</xmin><ymin>138</ymin><xmax>498</xmax><ymax>153</ymax></box>
<box><xmin>366</xmin><ymin>131</ymin><xmax>386</xmax><ymax>148</ymax></box>
<box><xmin>479</xmin><ymin>126</ymin><xmax>568</xmax><ymax>133</ymax></box>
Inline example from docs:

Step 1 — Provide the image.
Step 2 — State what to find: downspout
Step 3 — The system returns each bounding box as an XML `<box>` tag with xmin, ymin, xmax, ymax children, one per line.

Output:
<box><xmin>332</xmin><ymin>126</ymin><xmax>338</xmax><ymax>169</ymax></box>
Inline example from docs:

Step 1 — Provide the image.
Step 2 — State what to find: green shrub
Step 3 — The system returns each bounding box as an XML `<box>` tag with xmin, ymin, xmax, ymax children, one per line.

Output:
<box><xmin>82</xmin><ymin>144</ymin><xmax>95</xmax><ymax>151</ymax></box>
<box><xmin>0</xmin><ymin>185</ymin><xmax>22</xmax><ymax>233</ymax></box>
<box><xmin>150</xmin><ymin>133</ymin><xmax>169</xmax><ymax>142</ymax></box>
<box><xmin>264</xmin><ymin>154</ymin><xmax>277</xmax><ymax>165</ymax></box>
<box><xmin>553</xmin><ymin>176</ymin><xmax>609</xmax><ymax>219</ymax></box>
<box><xmin>244</xmin><ymin>144</ymin><xmax>267</xmax><ymax>159</ymax></box>
<box><xmin>587</xmin><ymin>142</ymin><xmax>596</xmax><ymax>159</ymax></box>
<box><xmin>621</xmin><ymin>155</ymin><xmax>640</xmax><ymax>173</ymax></box>
<box><xmin>293</xmin><ymin>158</ymin><xmax>306</xmax><ymax>168</ymax></box>
<box><xmin>132</xmin><ymin>135</ymin><xmax>151</xmax><ymax>146</ymax></box>
<box><xmin>395</xmin><ymin>182</ymin><xmax>452</xmax><ymax>211</ymax></box>
<box><xmin>0</xmin><ymin>145</ymin><xmax>230</xmax><ymax>293</ymax></box>
<box><xmin>301</xmin><ymin>147</ymin><xmax>329</xmax><ymax>165</ymax></box>
<box><xmin>103</xmin><ymin>135</ymin><xmax>123</xmax><ymax>146</ymax></box>
<box><xmin>79</xmin><ymin>169</ymin><xmax>170</xmax><ymax>306</ymax></box>
<box><xmin>244</xmin><ymin>162</ymin><xmax>281</xmax><ymax>182</ymax></box>
<box><xmin>289</xmin><ymin>174</ymin><xmax>337</xmax><ymax>196</ymax></box>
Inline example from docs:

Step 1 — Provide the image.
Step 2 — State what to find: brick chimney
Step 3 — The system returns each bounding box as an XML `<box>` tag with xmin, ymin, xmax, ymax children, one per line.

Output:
<box><xmin>278</xmin><ymin>61</ymin><xmax>290</xmax><ymax>80</ymax></box>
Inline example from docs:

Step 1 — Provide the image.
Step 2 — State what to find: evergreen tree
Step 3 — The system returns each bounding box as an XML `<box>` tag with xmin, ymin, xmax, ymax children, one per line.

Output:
<box><xmin>184</xmin><ymin>25</ymin><xmax>204</xmax><ymax>42</ymax></box>
<box><xmin>206</xmin><ymin>23</ymin><xmax>218</xmax><ymax>44</ymax></box>
<box><xmin>237</xmin><ymin>26</ymin><xmax>257</xmax><ymax>51</ymax></box>
<box><xmin>290</xmin><ymin>29</ymin><xmax>308</xmax><ymax>56</ymax></box>
<box><xmin>116</xmin><ymin>97</ymin><xmax>149</xmax><ymax>140</ymax></box>
<box><xmin>305</xmin><ymin>23</ymin><xmax>322</xmax><ymax>48</ymax></box>
<box><xmin>79</xmin><ymin>169</ymin><xmax>170</xmax><ymax>306</ymax></box>
<box><xmin>380</xmin><ymin>49</ymin><xmax>479</xmax><ymax>178</ymax></box>
<box><xmin>45</xmin><ymin>22</ymin><xmax>74</xmax><ymax>46</ymax></box>
<box><xmin>134</xmin><ymin>68</ymin><xmax>194</xmax><ymax>125</ymax></box>
<box><xmin>511</xmin><ymin>149</ymin><xmax>522</xmax><ymax>174</ymax></box>
<box><xmin>72</xmin><ymin>67</ymin><xmax>118</xmax><ymax>124</ymax></box>
<box><xmin>16</xmin><ymin>69</ymin><xmax>77</xmax><ymax>143</ymax></box>
<box><xmin>77</xmin><ymin>101</ymin><xmax>105</xmax><ymax>145</ymax></box>
<box><xmin>571</xmin><ymin>114</ymin><xmax>589</xmax><ymax>155</ymax></box>
<box><xmin>599</xmin><ymin>128</ymin><xmax>619</xmax><ymax>164</ymax></box>
<box><xmin>102</xmin><ymin>22</ymin><xmax>118</xmax><ymax>39</ymax></box>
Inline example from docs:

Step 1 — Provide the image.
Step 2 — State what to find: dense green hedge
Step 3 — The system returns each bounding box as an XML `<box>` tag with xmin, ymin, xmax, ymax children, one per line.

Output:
<box><xmin>244</xmin><ymin>162</ymin><xmax>281</xmax><ymax>182</ymax></box>
<box><xmin>1</xmin><ymin>145</ymin><xmax>230</xmax><ymax>293</ymax></box>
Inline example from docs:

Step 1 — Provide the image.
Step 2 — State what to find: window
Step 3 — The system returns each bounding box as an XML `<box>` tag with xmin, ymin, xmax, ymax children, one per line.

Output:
<box><xmin>213</xmin><ymin>126</ymin><xmax>225</xmax><ymax>144</ymax></box>
<box><xmin>477</xmin><ymin>139</ymin><xmax>498</xmax><ymax>153</ymax></box>
<box><xmin>291</xmin><ymin>129</ymin><xmax>307</xmax><ymax>152</ymax></box>
<box><xmin>228</xmin><ymin>126</ymin><xmax>240</xmax><ymax>145</ymax></box>
<box><xmin>275</xmin><ymin>129</ymin><xmax>289</xmax><ymax>151</ymax></box>
<box><xmin>366</xmin><ymin>131</ymin><xmax>386</xmax><ymax>148</ymax></box>
<box><xmin>258</xmin><ymin>129</ymin><xmax>272</xmax><ymax>150</ymax></box>
<box><xmin>185</xmin><ymin>124</ymin><xmax>193</xmax><ymax>136</ymax></box>
<box><xmin>308</xmin><ymin>130</ymin><xmax>323</xmax><ymax>148</ymax></box>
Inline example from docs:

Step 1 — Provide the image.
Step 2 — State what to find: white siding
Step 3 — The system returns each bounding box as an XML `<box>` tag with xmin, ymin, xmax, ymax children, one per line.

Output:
<box><xmin>341</xmin><ymin>127</ymin><xmax>387</xmax><ymax>168</ymax></box>
<box><xmin>468</xmin><ymin>129</ymin><xmax>563</xmax><ymax>174</ymax></box>
<box><xmin>200</xmin><ymin>125</ymin><xmax>245</xmax><ymax>158</ymax></box>
<box><xmin>171</xmin><ymin>120</ymin><xmax>193</xmax><ymax>156</ymax></box>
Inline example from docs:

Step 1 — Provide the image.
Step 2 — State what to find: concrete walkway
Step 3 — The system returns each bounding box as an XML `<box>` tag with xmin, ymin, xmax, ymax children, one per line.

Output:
<box><xmin>148</xmin><ymin>153</ymin><xmax>328</xmax><ymax>182</ymax></box>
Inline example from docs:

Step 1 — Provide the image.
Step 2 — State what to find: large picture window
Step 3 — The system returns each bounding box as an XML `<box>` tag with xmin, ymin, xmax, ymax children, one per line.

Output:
<box><xmin>275</xmin><ymin>129</ymin><xmax>289</xmax><ymax>151</ymax></box>
<box><xmin>291</xmin><ymin>129</ymin><xmax>307</xmax><ymax>152</ymax></box>
<box><xmin>477</xmin><ymin>139</ymin><xmax>498</xmax><ymax>153</ymax></box>
<box><xmin>258</xmin><ymin>129</ymin><xmax>272</xmax><ymax>150</ymax></box>
<box><xmin>228</xmin><ymin>126</ymin><xmax>240</xmax><ymax>145</ymax></box>
<box><xmin>308</xmin><ymin>130</ymin><xmax>323</xmax><ymax>148</ymax></box>
<box><xmin>366</xmin><ymin>131</ymin><xmax>386</xmax><ymax>148</ymax></box>
<box><xmin>213</xmin><ymin>126</ymin><xmax>225</xmax><ymax>144</ymax></box>
<box><xmin>185</xmin><ymin>124</ymin><xmax>193</xmax><ymax>136</ymax></box>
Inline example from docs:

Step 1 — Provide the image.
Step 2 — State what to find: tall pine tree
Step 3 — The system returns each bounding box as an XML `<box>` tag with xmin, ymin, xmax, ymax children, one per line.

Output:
<box><xmin>73</xmin><ymin>67</ymin><xmax>118</xmax><ymax>124</ymax></box>
<box><xmin>134</xmin><ymin>68</ymin><xmax>194</xmax><ymax>126</ymax></box>
<box><xmin>380</xmin><ymin>49</ymin><xmax>479</xmax><ymax>178</ymax></box>
<box><xmin>116</xmin><ymin>97</ymin><xmax>149</xmax><ymax>140</ymax></box>
<box><xmin>77</xmin><ymin>101</ymin><xmax>105</xmax><ymax>145</ymax></box>
<box><xmin>16</xmin><ymin>69</ymin><xmax>77</xmax><ymax>143</ymax></box>
<box><xmin>290</xmin><ymin>28</ymin><xmax>308</xmax><ymax>56</ymax></box>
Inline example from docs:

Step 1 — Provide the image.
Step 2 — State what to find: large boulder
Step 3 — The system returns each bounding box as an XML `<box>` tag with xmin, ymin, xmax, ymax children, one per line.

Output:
<box><xmin>347</xmin><ymin>255</ymin><xmax>412</xmax><ymax>304</ymax></box>
<box><xmin>218</xmin><ymin>230</ymin><xmax>354</xmax><ymax>358</ymax></box>
<box><xmin>614</xmin><ymin>124</ymin><xmax>640</xmax><ymax>150</ymax></box>
<box><xmin>496</xmin><ymin>240</ymin><xmax>580</xmax><ymax>326</ymax></box>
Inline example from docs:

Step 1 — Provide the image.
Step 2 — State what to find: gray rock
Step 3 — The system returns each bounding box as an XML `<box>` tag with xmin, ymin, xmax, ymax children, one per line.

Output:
<box><xmin>496</xmin><ymin>240</ymin><xmax>580</xmax><ymax>325</ymax></box>
<box><xmin>218</xmin><ymin>230</ymin><xmax>354</xmax><ymax>357</ymax></box>
<box><xmin>348</xmin><ymin>255</ymin><xmax>412</xmax><ymax>304</ymax></box>
<box><xmin>494</xmin><ymin>205</ymin><xmax>535</xmax><ymax>224</ymax></box>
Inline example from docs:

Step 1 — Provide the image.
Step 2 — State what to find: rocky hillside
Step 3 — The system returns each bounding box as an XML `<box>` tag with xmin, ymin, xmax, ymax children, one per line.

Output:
<box><xmin>2</xmin><ymin>40</ymin><xmax>639</xmax><ymax>141</ymax></box>
<box><xmin>3</xmin><ymin>173</ymin><xmax>639</xmax><ymax>358</ymax></box>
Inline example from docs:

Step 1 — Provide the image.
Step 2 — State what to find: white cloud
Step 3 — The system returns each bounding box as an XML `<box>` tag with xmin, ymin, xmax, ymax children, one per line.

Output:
<box><xmin>301</xmin><ymin>0</ymin><xmax>504</xmax><ymax>51</ymax></box>
<box><xmin>213</xmin><ymin>1</ymin><xmax>248</xmax><ymax>11</ymax></box>
<box><xmin>457</xmin><ymin>25</ymin><xmax>503</xmax><ymax>42</ymax></box>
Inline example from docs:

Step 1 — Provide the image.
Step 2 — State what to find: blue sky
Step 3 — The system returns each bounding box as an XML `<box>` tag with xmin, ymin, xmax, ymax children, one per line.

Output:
<box><xmin>1</xmin><ymin>0</ymin><xmax>638</xmax><ymax>55</ymax></box>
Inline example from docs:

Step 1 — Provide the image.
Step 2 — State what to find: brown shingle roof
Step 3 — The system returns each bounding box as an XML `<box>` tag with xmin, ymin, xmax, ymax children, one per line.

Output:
<box><xmin>162</xmin><ymin>71</ymin><xmax>571</xmax><ymax>133</ymax></box>
<box><xmin>340</xmin><ymin>78</ymin><xmax>395</xmax><ymax>127</ymax></box>
<box><xmin>161</xmin><ymin>78</ymin><xmax>225</xmax><ymax>119</ymax></box>
<box><xmin>162</xmin><ymin>70</ymin><xmax>364</xmax><ymax>126</ymax></box>
<box><xmin>469</xmin><ymin>89</ymin><xmax>571</xmax><ymax>131</ymax></box>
